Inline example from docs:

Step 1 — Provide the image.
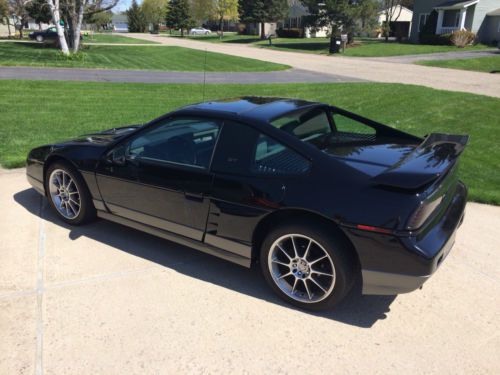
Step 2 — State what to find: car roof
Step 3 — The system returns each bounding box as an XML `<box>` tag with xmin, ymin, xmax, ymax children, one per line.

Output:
<box><xmin>173</xmin><ymin>96</ymin><xmax>324</xmax><ymax>123</ymax></box>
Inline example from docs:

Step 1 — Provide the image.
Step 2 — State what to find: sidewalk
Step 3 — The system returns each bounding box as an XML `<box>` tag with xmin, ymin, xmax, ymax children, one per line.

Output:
<box><xmin>123</xmin><ymin>33</ymin><xmax>500</xmax><ymax>98</ymax></box>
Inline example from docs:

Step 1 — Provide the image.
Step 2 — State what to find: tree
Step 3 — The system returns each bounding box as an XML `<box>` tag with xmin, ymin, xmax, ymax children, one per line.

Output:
<box><xmin>211</xmin><ymin>0</ymin><xmax>238</xmax><ymax>37</ymax></box>
<box><xmin>126</xmin><ymin>0</ymin><xmax>147</xmax><ymax>32</ymax></box>
<box><xmin>141</xmin><ymin>0</ymin><xmax>167</xmax><ymax>32</ymax></box>
<box><xmin>84</xmin><ymin>9</ymin><xmax>111</xmax><ymax>31</ymax></box>
<box><xmin>0</xmin><ymin>0</ymin><xmax>12</xmax><ymax>37</ymax></box>
<box><xmin>239</xmin><ymin>0</ymin><xmax>288</xmax><ymax>39</ymax></box>
<box><xmin>357</xmin><ymin>0</ymin><xmax>378</xmax><ymax>35</ymax></box>
<box><xmin>8</xmin><ymin>0</ymin><xmax>31</xmax><ymax>38</ymax></box>
<box><xmin>302</xmin><ymin>0</ymin><xmax>356</xmax><ymax>50</ymax></box>
<box><xmin>26</xmin><ymin>0</ymin><xmax>52</xmax><ymax>29</ymax></box>
<box><xmin>190</xmin><ymin>0</ymin><xmax>211</xmax><ymax>24</ymax></box>
<box><xmin>165</xmin><ymin>0</ymin><xmax>193</xmax><ymax>37</ymax></box>
<box><xmin>381</xmin><ymin>0</ymin><xmax>403</xmax><ymax>41</ymax></box>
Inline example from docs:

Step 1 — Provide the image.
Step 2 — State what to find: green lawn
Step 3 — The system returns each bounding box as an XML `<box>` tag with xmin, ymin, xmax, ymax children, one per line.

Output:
<box><xmin>82</xmin><ymin>33</ymin><xmax>159</xmax><ymax>44</ymax></box>
<box><xmin>259</xmin><ymin>38</ymin><xmax>492</xmax><ymax>57</ymax></box>
<box><xmin>0</xmin><ymin>42</ymin><xmax>289</xmax><ymax>72</ymax></box>
<box><xmin>169</xmin><ymin>34</ymin><xmax>493</xmax><ymax>57</ymax></box>
<box><xmin>1</xmin><ymin>81</ymin><xmax>499</xmax><ymax>204</ymax></box>
<box><xmin>417</xmin><ymin>56</ymin><xmax>500</xmax><ymax>73</ymax></box>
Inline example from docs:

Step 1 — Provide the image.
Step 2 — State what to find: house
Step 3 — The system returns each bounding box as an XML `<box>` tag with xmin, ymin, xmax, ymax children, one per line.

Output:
<box><xmin>377</xmin><ymin>5</ymin><xmax>414</xmax><ymax>38</ymax></box>
<box><xmin>277</xmin><ymin>0</ymin><xmax>330</xmax><ymax>37</ymax></box>
<box><xmin>410</xmin><ymin>0</ymin><xmax>500</xmax><ymax>44</ymax></box>
<box><xmin>112</xmin><ymin>13</ymin><xmax>128</xmax><ymax>32</ymax></box>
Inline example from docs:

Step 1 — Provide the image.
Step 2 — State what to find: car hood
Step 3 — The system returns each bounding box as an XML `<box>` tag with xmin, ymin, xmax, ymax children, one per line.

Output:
<box><xmin>57</xmin><ymin>125</ymin><xmax>141</xmax><ymax>146</ymax></box>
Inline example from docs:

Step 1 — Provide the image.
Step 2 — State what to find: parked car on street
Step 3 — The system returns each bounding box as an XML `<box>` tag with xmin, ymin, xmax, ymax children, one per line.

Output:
<box><xmin>26</xmin><ymin>97</ymin><xmax>468</xmax><ymax>310</ymax></box>
<box><xmin>29</xmin><ymin>27</ymin><xmax>58</xmax><ymax>43</ymax></box>
<box><xmin>189</xmin><ymin>27</ymin><xmax>211</xmax><ymax>35</ymax></box>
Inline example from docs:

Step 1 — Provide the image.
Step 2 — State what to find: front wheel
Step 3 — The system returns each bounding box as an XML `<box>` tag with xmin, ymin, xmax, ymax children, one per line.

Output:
<box><xmin>260</xmin><ymin>222</ymin><xmax>356</xmax><ymax>311</ymax></box>
<box><xmin>36</xmin><ymin>35</ymin><xmax>44</xmax><ymax>42</ymax></box>
<box><xmin>45</xmin><ymin>162</ymin><xmax>96</xmax><ymax>225</ymax></box>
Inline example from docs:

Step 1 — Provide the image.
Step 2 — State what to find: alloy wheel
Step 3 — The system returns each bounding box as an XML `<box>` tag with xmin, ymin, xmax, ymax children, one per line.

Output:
<box><xmin>268</xmin><ymin>234</ymin><xmax>336</xmax><ymax>303</ymax></box>
<box><xmin>48</xmin><ymin>169</ymin><xmax>81</xmax><ymax>219</ymax></box>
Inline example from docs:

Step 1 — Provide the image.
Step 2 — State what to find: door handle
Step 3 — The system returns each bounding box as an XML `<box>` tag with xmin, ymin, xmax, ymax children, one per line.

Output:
<box><xmin>185</xmin><ymin>192</ymin><xmax>204</xmax><ymax>202</ymax></box>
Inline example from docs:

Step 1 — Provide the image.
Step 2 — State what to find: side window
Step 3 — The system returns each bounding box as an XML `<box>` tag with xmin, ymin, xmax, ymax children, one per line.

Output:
<box><xmin>332</xmin><ymin>113</ymin><xmax>376</xmax><ymax>142</ymax></box>
<box><xmin>211</xmin><ymin>121</ymin><xmax>310</xmax><ymax>176</ymax></box>
<box><xmin>128</xmin><ymin>117</ymin><xmax>220</xmax><ymax>169</ymax></box>
<box><xmin>252</xmin><ymin>134</ymin><xmax>310</xmax><ymax>175</ymax></box>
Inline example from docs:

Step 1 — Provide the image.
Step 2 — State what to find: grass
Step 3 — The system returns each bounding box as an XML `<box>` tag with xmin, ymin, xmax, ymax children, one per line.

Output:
<box><xmin>417</xmin><ymin>56</ymin><xmax>500</xmax><ymax>73</ymax></box>
<box><xmin>82</xmin><ymin>33</ymin><xmax>159</xmax><ymax>44</ymax></box>
<box><xmin>0</xmin><ymin>80</ymin><xmax>499</xmax><ymax>204</ymax></box>
<box><xmin>260</xmin><ymin>38</ymin><xmax>493</xmax><ymax>57</ymax></box>
<box><xmin>0</xmin><ymin>42</ymin><xmax>289</xmax><ymax>72</ymax></box>
<box><xmin>176</xmin><ymin>33</ymin><xmax>494</xmax><ymax>57</ymax></box>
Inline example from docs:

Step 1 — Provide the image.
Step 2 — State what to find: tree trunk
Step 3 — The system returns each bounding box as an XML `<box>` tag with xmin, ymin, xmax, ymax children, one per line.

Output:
<box><xmin>7</xmin><ymin>19</ymin><xmax>12</xmax><ymax>38</ymax></box>
<box><xmin>72</xmin><ymin>0</ymin><xmax>86</xmax><ymax>53</ymax></box>
<box><xmin>219</xmin><ymin>16</ymin><xmax>224</xmax><ymax>38</ymax></box>
<box><xmin>47</xmin><ymin>0</ymin><xmax>70</xmax><ymax>55</ymax></box>
<box><xmin>260</xmin><ymin>22</ymin><xmax>265</xmax><ymax>39</ymax></box>
<box><xmin>181</xmin><ymin>28</ymin><xmax>184</xmax><ymax>37</ymax></box>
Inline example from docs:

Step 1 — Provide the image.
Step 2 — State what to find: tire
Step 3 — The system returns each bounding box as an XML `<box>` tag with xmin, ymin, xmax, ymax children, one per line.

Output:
<box><xmin>260</xmin><ymin>221</ymin><xmax>356</xmax><ymax>311</ymax></box>
<box><xmin>45</xmin><ymin>161</ymin><xmax>96</xmax><ymax>225</ymax></box>
<box><xmin>36</xmin><ymin>35</ymin><xmax>44</xmax><ymax>42</ymax></box>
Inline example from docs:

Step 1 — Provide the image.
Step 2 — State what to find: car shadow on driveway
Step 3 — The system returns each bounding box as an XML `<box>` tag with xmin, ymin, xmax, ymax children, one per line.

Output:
<box><xmin>14</xmin><ymin>188</ymin><xmax>397</xmax><ymax>328</ymax></box>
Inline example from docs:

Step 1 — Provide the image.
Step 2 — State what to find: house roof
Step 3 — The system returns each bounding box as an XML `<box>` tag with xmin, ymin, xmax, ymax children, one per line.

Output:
<box><xmin>434</xmin><ymin>0</ymin><xmax>479</xmax><ymax>10</ymax></box>
<box><xmin>486</xmin><ymin>8</ymin><xmax>500</xmax><ymax>16</ymax></box>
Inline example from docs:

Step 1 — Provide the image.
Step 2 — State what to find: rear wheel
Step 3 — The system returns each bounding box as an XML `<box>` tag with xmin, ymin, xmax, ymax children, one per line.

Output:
<box><xmin>36</xmin><ymin>35</ymin><xmax>44</xmax><ymax>42</ymax></box>
<box><xmin>45</xmin><ymin>162</ymin><xmax>96</xmax><ymax>225</ymax></box>
<box><xmin>260</xmin><ymin>222</ymin><xmax>356</xmax><ymax>310</ymax></box>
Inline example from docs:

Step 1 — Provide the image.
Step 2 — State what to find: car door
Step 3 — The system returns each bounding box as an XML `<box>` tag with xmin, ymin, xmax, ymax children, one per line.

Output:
<box><xmin>96</xmin><ymin>116</ymin><xmax>222</xmax><ymax>241</ymax></box>
<box><xmin>47</xmin><ymin>27</ymin><xmax>58</xmax><ymax>40</ymax></box>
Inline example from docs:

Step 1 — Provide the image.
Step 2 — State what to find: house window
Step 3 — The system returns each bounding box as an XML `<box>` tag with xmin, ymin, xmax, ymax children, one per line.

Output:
<box><xmin>418</xmin><ymin>13</ymin><xmax>429</xmax><ymax>32</ymax></box>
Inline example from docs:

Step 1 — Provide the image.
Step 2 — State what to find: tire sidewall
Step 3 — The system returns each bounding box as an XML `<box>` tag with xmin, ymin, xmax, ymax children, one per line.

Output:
<box><xmin>45</xmin><ymin>161</ymin><xmax>94</xmax><ymax>225</ymax></box>
<box><xmin>260</xmin><ymin>223</ymin><xmax>354</xmax><ymax>311</ymax></box>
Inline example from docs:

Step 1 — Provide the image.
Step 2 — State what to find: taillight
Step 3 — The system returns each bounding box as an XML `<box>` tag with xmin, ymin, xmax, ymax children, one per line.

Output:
<box><xmin>407</xmin><ymin>196</ymin><xmax>443</xmax><ymax>230</ymax></box>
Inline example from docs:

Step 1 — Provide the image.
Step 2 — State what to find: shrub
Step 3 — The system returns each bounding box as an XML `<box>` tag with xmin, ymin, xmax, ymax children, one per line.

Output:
<box><xmin>276</xmin><ymin>28</ymin><xmax>303</xmax><ymax>38</ymax></box>
<box><xmin>450</xmin><ymin>30</ymin><xmax>475</xmax><ymax>47</ymax></box>
<box><xmin>420</xmin><ymin>33</ymin><xmax>452</xmax><ymax>45</ymax></box>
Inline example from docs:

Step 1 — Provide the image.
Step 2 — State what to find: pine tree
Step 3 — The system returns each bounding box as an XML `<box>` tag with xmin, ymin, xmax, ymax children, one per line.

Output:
<box><xmin>127</xmin><ymin>0</ymin><xmax>147</xmax><ymax>33</ymax></box>
<box><xmin>165</xmin><ymin>0</ymin><xmax>193</xmax><ymax>37</ymax></box>
<box><xmin>238</xmin><ymin>0</ymin><xmax>288</xmax><ymax>39</ymax></box>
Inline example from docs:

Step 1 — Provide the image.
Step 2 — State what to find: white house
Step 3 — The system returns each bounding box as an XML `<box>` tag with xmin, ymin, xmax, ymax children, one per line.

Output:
<box><xmin>377</xmin><ymin>5</ymin><xmax>414</xmax><ymax>38</ymax></box>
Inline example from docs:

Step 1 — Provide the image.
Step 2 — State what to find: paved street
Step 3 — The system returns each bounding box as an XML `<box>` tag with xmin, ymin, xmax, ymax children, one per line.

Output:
<box><xmin>1</xmin><ymin>168</ymin><xmax>499</xmax><ymax>374</ymax></box>
<box><xmin>122</xmin><ymin>33</ymin><xmax>500</xmax><ymax>98</ymax></box>
<box><xmin>0</xmin><ymin>66</ymin><xmax>361</xmax><ymax>84</ymax></box>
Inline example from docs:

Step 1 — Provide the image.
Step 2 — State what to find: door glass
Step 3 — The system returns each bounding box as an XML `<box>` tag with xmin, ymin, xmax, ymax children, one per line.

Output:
<box><xmin>128</xmin><ymin>118</ymin><xmax>220</xmax><ymax>169</ymax></box>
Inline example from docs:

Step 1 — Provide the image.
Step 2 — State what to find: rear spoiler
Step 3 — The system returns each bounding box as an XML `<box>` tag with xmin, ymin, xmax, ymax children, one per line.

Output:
<box><xmin>371</xmin><ymin>133</ymin><xmax>469</xmax><ymax>189</ymax></box>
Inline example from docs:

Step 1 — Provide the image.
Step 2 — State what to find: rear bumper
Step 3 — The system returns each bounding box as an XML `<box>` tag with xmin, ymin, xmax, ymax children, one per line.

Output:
<box><xmin>345</xmin><ymin>182</ymin><xmax>467</xmax><ymax>295</ymax></box>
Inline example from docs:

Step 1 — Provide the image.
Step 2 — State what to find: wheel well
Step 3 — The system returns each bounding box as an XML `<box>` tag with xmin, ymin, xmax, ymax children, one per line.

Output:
<box><xmin>43</xmin><ymin>156</ymin><xmax>78</xmax><ymax>193</ymax></box>
<box><xmin>251</xmin><ymin>209</ymin><xmax>360</xmax><ymax>269</ymax></box>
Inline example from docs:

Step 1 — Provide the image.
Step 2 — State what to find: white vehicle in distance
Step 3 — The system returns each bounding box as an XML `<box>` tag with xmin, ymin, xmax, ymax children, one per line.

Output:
<box><xmin>189</xmin><ymin>27</ymin><xmax>211</xmax><ymax>35</ymax></box>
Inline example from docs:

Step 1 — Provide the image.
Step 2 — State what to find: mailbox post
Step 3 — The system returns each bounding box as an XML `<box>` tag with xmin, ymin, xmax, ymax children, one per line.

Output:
<box><xmin>340</xmin><ymin>34</ymin><xmax>348</xmax><ymax>53</ymax></box>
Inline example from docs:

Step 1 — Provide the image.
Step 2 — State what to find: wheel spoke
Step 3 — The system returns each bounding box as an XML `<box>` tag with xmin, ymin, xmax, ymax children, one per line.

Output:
<box><xmin>309</xmin><ymin>277</ymin><xmax>327</xmax><ymax>294</ymax></box>
<box><xmin>310</xmin><ymin>255</ymin><xmax>328</xmax><ymax>265</ymax></box>
<box><xmin>291</xmin><ymin>236</ymin><xmax>299</xmax><ymax>258</ymax></box>
<box><xmin>312</xmin><ymin>270</ymin><xmax>334</xmax><ymax>277</ymax></box>
<box><xmin>291</xmin><ymin>278</ymin><xmax>298</xmax><ymax>294</ymax></box>
<box><xmin>68</xmin><ymin>200</ymin><xmax>78</xmax><ymax>215</ymax></box>
<box><xmin>278</xmin><ymin>272</ymin><xmax>293</xmax><ymax>280</ymax></box>
<box><xmin>54</xmin><ymin>173</ymin><xmax>62</xmax><ymax>187</ymax></box>
<box><xmin>303</xmin><ymin>239</ymin><xmax>312</xmax><ymax>261</ymax></box>
<box><xmin>272</xmin><ymin>259</ymin><xmax>290</xmax><ymax>267</ymax></box>
<box><xmin>276</xmin><ymin>244</ymin><xmax>292</xmax><ymax>261</ymax></box>
<box><xmin>302</xmin><ymin>279</ymin><xmax>312</xmax><ymax>300</ymax></box>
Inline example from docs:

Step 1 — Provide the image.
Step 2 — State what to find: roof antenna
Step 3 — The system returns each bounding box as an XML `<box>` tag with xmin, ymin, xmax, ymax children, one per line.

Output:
<box><xmin>202</xmin><ymin>48</ymin><xmax>207</xmax><ymax>102</ymax></box>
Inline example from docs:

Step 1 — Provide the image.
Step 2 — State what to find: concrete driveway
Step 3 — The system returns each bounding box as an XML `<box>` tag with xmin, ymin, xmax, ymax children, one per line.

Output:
<box><xmin>1</xmin><ymin>168</ymin><xmax>499</xmax><ymax>374</ymax></box>
<box><xmin>122</xmin><ymin>33</ymin><xmax>500</xmax><ymax>98</ymax></box>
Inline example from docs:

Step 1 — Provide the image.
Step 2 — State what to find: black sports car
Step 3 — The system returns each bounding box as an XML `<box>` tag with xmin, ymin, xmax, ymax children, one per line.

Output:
<box><xmin>26</xmin><ymin>97</ymin><xmax>468</xmax><ymax>310</ymax></box>
<box><xmin>29</xmin><ymin>27</ymin><xmax>58</xmax><ymax>43</ymax></box>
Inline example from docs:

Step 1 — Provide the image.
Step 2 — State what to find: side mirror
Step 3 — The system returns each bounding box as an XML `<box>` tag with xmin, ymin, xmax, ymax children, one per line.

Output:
<box><xmin>106</xmin><ymin>145</ymin><xmax>127</xmax><ymax>166</ymax></box>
